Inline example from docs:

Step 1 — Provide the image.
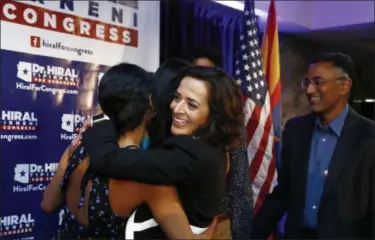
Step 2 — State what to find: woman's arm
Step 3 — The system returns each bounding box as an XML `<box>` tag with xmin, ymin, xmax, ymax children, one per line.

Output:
<box><xmin>41</xmin><ymin>145</ymin><xmax>71</xmax><ymax>212</ymax></box>
<box><xmin>82</xmin><ymin>120</ymin><xmax>201</xmax><ymax>186</ymax></box>
<box><xmin>142</xmin><ymin>185</ymin><xmax>215</xmax><ymax>239</ymax></box>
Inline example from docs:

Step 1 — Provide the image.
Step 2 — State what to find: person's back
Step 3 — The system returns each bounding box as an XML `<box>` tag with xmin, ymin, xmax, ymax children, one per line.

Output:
<box><xmin>81</xmin><ymin>63</ymin><xmax>153</xmax><ymax>238</ymax></box>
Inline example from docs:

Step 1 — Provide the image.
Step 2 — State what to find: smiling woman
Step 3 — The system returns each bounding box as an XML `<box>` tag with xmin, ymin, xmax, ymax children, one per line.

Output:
<box><xmin>170</xmin><ymin>76</ymin><xmax>210</xmax><ymax>136</ymax></box>
<box><xmin>82</xmin><ymin>65</ymin><xmax>245</xmax><ymax>239</ymax></box>
<box><xmin>169</xmin><ymin>66</ymin><xmax>244</xmax><ymax>150</ymax></box>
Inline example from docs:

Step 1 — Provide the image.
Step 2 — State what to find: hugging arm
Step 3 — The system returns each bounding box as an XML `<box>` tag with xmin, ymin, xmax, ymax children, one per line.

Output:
<box><xmin>82</xmin><ymin>120</ymin><xmax>198</xmax><ymax>186</ymax></box>
<box><xmin>142</xmin><ymin>185</ymin><xmax>215</xmax><ymax>239</ymax></box>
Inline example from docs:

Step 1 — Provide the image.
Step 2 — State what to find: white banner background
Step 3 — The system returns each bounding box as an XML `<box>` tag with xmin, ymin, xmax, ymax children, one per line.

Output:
<box><xmin>1</xmin><ymin>0</ymin><xmax>160</xmax><ymax>71</ymax></box>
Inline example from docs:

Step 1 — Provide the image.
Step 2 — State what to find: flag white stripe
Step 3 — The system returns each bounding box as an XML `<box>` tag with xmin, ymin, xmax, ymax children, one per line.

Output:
<box><xmin>245</xmin><ymin>94</ymin><xmax>271</xmax><ymax>162</ymax></box>
<box><xmin>252</xmin><ymin>128</ymin><xmax>275</xmax><ymax>204</ymax></box>
<box><xmin>244</xmin><ymin>93</ymin><xmax>278</xmax><ymax>205</ymax></box>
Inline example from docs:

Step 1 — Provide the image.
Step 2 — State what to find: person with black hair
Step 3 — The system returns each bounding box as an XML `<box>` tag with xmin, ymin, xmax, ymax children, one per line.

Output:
<box><xmin>252</xmin><ymin>52</ymin><xmax>375</xmax><ymax>239</ymax></box>
<box><xmin>81</xmin><ymin>66</ymin><xmax>245</xmax><ymax>239</ymax></box>
<box><xmin>147</xmin><ymin>58</ymin><xmax>191</xmax><ymax>148</ymax></box>
<box><xmin>192</xmin><ymin>46</ymin><xmax>254</xmax><ymax>239</ymax></box>
<box><xmin>191</xmin><ymin>46</ymin><xmax>222</xmax><ymax>67</ymax></box>
<box><xmin>41</xmin><ymin>63</ymin><xmax>215</xmax><ymax>239</ymax></box>
<box><xmin>144</xmin><ymin>58</ymin><xmax>253</xmax><ymax>239</ymax></box>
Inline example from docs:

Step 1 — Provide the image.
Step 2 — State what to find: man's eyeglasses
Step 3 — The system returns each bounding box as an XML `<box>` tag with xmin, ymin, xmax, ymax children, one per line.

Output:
<box><xmin>300</xmin><ymin>77</ymin><xmax>347</xmax><ymax>89</ymax></box>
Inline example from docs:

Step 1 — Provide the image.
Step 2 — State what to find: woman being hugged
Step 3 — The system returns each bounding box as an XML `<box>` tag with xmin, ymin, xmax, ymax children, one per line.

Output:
<box><xmin>82</xmin><ymin>66</ymin><xmax>245</xmax><ymax>238</ymax></box>
<box><xmin>42</xmin><ymin>63</ymin><xmax>215</xmax><ymax>239</ymax></box>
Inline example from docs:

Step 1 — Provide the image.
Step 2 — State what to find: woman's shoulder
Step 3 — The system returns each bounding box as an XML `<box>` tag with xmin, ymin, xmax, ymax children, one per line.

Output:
<box><xmin>61</xmin><ymin>145</ymin><xmax>87</xmax><ymax>188</ymax></box>
<box><xmin>162</xmin><ymin>135</ymin><xmax>199</xmax><ymax>144</ymax></box>
<box><xmin>163</xmin><ymin>135</ymin><xmax>222</xmax><ymax>150</ymax></box>
<box><xmin>162</xmin><ymin>135</ymin><xmax>224</xmax><ymax>160</ymax></box>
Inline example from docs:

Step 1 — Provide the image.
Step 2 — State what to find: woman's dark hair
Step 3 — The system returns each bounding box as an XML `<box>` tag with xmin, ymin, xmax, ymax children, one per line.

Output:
<box><xmin>153</xmin><ymin>58</ymin><xmax>191</xmax><ymax>95</ymax></box>
<box><xmin>98</xmin><ymin>63</ymin><xmax>153</xmax><ymax>135</ymax></box>
<box><xmin>148</xmin><ymin>58</ymin><xmax>191</xmax><ymax>147</ymax></box>
<box><xmin>170</xmin><ymin>66</ymin><xmax>244</xmax><ymax>150</ymax></box>
<box><xmin>191</xmin><ymin>46</ymin><xmax>222</xmax><ymax>68</ymax></box>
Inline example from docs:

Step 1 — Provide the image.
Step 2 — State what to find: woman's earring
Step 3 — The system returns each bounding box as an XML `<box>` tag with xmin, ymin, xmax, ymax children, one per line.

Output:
<box><xmin>151</xmin><ymin>108</ymin><xmax>157</xmax><ymax>118</ymax></box>
<box><xmin>146</xmin><ymin>109</ymin><xmax>156</xmax><ymax>124</ymax></box>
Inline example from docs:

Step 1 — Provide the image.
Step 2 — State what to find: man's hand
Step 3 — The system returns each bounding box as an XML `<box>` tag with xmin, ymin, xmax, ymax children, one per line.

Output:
<box><xmin>71</xmin><ymin>118</ymin><xmax>91</xmax><ymax>148</ymax></box>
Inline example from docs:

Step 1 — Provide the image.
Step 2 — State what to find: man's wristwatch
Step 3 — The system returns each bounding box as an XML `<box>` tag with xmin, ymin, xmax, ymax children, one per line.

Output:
<box><xmin>91</xmin><ymin>113</ymin><xmax>109</xmax><ymax>125</ymax></box>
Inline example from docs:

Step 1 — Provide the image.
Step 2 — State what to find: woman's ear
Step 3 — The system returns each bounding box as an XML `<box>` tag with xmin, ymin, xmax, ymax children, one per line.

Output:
<box><xmin>149</xmin><ymin>94</ymin><xmax>154</xmax><ymax>109</ymax></box>
<box><xmin>148</xmin><ymin>94</ymin><xmax>153</xmax><ymax>107</ymax></box>
<box><xmin>145</xmin><ymin>109</ymin><xmax>156</xmax><ymax>124</ymax></box>
<box><xmin>145</xmin><ymin>95</ymin><xmax>157</xmax><ymax>124</ymax></box>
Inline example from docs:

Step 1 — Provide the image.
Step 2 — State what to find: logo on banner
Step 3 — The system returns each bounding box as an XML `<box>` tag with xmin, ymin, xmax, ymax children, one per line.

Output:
<box><xmin>60</xmin><ymin>113</ymin><xmax>85</xmax><ymax>141</ymax></box>
<box><xmin>0</xmin><ymin>110</ymin><xmax>38</xmax><ymax>142</ymax></box>
<box><xmin>13</xmin><ymin>163</ymin><xmax>58</xmax><ymax>193</ymax></box>
<box><xmin>16</xmin><ymin>61</ymin><xmax>80</xmax><ymax>95</ymax></box>
<box><xmin>30</xmin><ymin>36</ymin><xmax>41</xmax><ymax>48</ymax></box>
<box><xmin>30</xmin><ymin>36</ymin><xmax>94</xmax><ymax>56</ymax></box>
<box><xmin>0</xmin><ymin>213</ymin><xmax>35</xmax><ymax>237</ymax></box>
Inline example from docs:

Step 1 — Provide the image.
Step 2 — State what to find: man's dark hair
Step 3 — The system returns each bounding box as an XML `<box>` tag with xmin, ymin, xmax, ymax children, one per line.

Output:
<box><xmin>191</xmin><ymin>46</ymin><xmax>222</xmax><ymax>68</ymax></box>
<box><xmin>310</xmin><ymin>52</ymin><xmax>358</xmax><ymax>82</ymax></box>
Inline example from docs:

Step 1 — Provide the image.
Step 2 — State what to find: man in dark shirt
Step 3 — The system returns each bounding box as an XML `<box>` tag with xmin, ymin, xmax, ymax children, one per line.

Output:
<box><xmin>252</xmin><ymin>52</ymin><xmax>375</xmax><ymax>239</ymax></box>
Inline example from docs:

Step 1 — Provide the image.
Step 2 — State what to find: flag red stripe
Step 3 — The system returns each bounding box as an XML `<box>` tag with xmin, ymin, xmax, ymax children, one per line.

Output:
<box><xmin>249</xmin><ymin>112</ymin><xmax>273</xmax><ymax>182</ymax></box>
<box><xmin>254</xmin><ymin>145</ymin><xmax>276</xmax><ymax>214</ymax></box>
<box><xmin>245</xmin><ymin>104</ymin><xmax>261</xmax><ymax>144</ymax></box>
<box><xmin>270</xmin><ymin>77</ymin><xmax>281</xmax><ymax>109</ymax></box>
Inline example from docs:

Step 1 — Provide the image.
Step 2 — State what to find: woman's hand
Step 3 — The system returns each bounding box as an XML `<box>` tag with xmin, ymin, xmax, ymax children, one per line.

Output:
<box><xmin>71</xmin><ymin>118</ymin><xmax>91</xmax><ymax>148</ymax></box>
<box><xmin>194</xmin><ymin>217</ymin><xmax>218</xmax><ymax>239</ymax></box>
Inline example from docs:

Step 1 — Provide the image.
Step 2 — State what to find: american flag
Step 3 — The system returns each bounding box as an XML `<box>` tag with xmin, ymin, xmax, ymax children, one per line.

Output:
<box><xmin>234</xmin><ymin>0</ymin><xmax>278</xmax><ymax>214</ymax></box>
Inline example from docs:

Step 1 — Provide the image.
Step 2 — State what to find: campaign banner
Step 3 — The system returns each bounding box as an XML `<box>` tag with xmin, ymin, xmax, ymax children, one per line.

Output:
<box><xmin>0</xmin><ymin>0</ymin><xmax>160</xmax><ymax>239</ymax></box>
<box><xmin>0</xmin><ymin>0</ymin><xmax>160</xmax><ymax>71</ymax></box>
<box><xmin>0</xmin><ymin>49</ymin><xmax>109</xmax><ymax>239</ymax></box>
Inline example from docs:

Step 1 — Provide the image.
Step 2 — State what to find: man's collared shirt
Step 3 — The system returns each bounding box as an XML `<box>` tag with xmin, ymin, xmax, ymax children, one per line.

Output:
<box><xmin>303</xmin><ymin>105</ymin><xmax>349</xmax><ymax>228</ymax></box>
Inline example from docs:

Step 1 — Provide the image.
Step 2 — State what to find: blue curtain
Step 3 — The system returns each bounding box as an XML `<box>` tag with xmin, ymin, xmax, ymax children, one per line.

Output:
<box><xmin>160</xmin><ymin>0</ymin><xmax>261</xmax><ymax>76</ymax></box>
<box><xmin>179</xmin><ymin>0</ymin><xmax>242</xmax><ymax>76</ymax></box>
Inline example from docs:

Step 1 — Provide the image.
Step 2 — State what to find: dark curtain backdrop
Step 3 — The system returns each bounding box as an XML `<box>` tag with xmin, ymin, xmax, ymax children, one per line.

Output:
<box><xmin>160</xmin><ymin>0</ymin><xmax>262</xmax><ymax>76</ymax></box>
